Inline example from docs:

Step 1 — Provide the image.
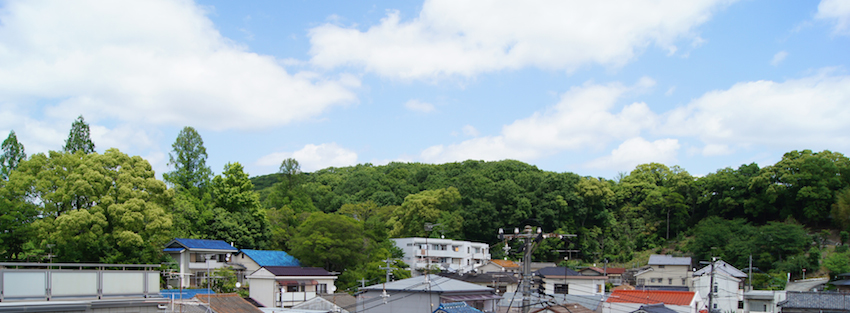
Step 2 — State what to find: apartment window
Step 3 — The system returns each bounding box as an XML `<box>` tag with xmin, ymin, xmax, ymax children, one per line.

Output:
<box><xmin>286</xmin><ymin>285</ymin><xmax>304</xmax><ymax>292</ymax></box>
<box><xmin>453</xmin><ymin>245</ymin><xmax>460</xmax><ymax>252</ymax></box>
<box><xmin>738</xmin><ymin>301</ymin><xmax>744</xmax><ymax>309</ymax></box>
<box><xmin>682</xmin><ymin>278</ymin><xmax>686</xmax><ymax>285</ymax></box>
<box><xmin>317</xmin><ymin>284</ymin><xmax>328</xmax><ymax>294</ymax></box>
<box><xmin>554</xmin><ymin>284</ymin><xmax>568</xmax><ymax>294</ymax></box>
<box><xmin>668</xmin><ymin>278</ymin><xmax>672</xmax><ymax>285</ymax></box>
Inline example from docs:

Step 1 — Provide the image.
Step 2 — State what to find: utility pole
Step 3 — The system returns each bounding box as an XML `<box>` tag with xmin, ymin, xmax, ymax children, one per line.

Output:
<box><xmin>708</xmin><ymin>256</ymin><xmax>716</xmax><ymax>313</ymax></box>
<box><xmin>379</xmin><ymin>258</ymin><xmax>395</xmax><ymax>283</ymax></box>
<box><xmin>499</xmin><ymin>225</ymin><xmax>575</xmax><ymax>313</ymax></box>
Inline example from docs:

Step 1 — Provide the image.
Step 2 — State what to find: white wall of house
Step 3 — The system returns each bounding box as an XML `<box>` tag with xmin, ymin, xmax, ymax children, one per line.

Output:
<box><xmin>693</xmin><ymin>273</ymin><xmax>743</xmax><ymax>313</ymax></box>
<box><xmin>743</xmin><ymin>291</ymin><xmax>786</xmax><ymax>313</ymax></box>
<box><xmin>391</xmin><ymin>238</ymin><xmax>491</xmax><ymax>275</ymax></box>
<box><xmin>246</xmin><ymin>268</ymin><xmax>337</xmax><ymax>308</ymax></box>
<box><xmin>542</xmin><ymin>277</ymin><xmax>607</xmax><ymax>296</ymax></box>
<box><xmin>636</xmin><ymin>265</ymin><xmax>692</xmax><ymax>289</ymax></box>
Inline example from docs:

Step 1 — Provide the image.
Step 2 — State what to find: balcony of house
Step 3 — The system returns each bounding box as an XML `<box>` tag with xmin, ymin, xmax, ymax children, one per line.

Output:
<box><xmin>0</xmin><ymin>262</ymin><xmax>160</xmax><ymax>302</ymax></box>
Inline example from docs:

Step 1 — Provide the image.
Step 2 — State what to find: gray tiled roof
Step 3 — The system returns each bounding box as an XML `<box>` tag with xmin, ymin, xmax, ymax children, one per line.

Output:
<box><xmin>778</xmin><ymin>291</ymin><xmax>850</xmax><ymax>310</ymax></box>
<box><xmin>648</xmin><ymin>255</ymin><xmax>691</xmax><ymax>266</ymax></box>
<box><xmin>693</xmin><ymin>260</ymin><xmax>747</xmax><ymax>278</ymax></box>
<box><xmin>634</xmin><ymin>303</ymin><xmax>679</xmax><ymax>313</ymax></box>
<box><xmin>360</xmin><ymin>275</ymin><xmax>494</xmax><ymax>293</ymax></box>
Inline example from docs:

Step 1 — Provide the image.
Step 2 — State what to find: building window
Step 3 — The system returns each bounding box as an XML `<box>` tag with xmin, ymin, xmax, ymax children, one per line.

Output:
<box><xmin>738</xmin><ymin>301</ymin><xmax>744</xmax><ymax>309</ymax></box>
<box><xmin>682</xmin><ymin>278</ymin><xmax>686</xmax><ymax>285</ymax></box>
<box><xmin>317</xmin><ymin>284</ymin><xmax>328</xmax><ymax>294</ymax></box>
<box><xmin>658</xmin><ymin>265</ymin><xmax>665</xmax><ymax>268</ymax></box>
<box><xmin>668</xmin><ymin>278</ymin><xmax>672</xmax><ymax>285</ymax></box>
<box><xmin>597</xmin><ymin>284</ymin><xmax>603</xmax><ymax>293</ymax></box>
<box><xmin>713</xmin><ymin>285</ymin><xmax>718</xmax><ymax>293</ymax></box>
<box><xmin>554</xmin><ymin>284</ymin><xmax>568</xmax><ymax>294</ymax></box>
<box><xmin>713</xmin><ymin>303</ymin><xmax>717</xmax><ymax>309</ymax></box>
<box><xmin>637</xmin><ymin>278</ymin><xmax>645</xmax><ymax>286</ymax></box>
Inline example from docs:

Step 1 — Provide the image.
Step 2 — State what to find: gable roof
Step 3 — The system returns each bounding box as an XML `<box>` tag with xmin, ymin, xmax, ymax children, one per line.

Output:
<box><xmin>633</xmin><ymin>303</ymin><xmax>679</xmax><ymax>313</ymax></box>
<box><xmin>265</xmin><ymin>266</ymin><xmax>334</xmax><ymax>277</ymax></box>
<box><xmin>536</xmin><ymin>267</ymin><xmax>582</xmax><ymax>277</ymax></box>
<box><xmin>239</xmin><ymin>249</ymin><xmax>301</xmax><ymax>267</ymax></box>
<box><xmin>648</xmin><ymin>255</ymin><xmax>691</xmax><ymax>266</ymax></box>
<box><xmin>490</xmin><ymin>259</ymin><xmax>520</xmax><ymax>268</ymax></box>
<box><xmin>292</xmin><ymin>294</ymin><xmax>355</xmax><ymax>313</ymax></box>
<box><xmin>165</xmin><ymin>238</ymin><xmax>238</xmax><ymax>252</ymax></box>
<box><xmin>778</xmin><ymin>291</ymin><xmax>850</xmax><ymax>310</ymax></box>
<box><xmin>694</xmin><ymin>260</ymin><xmax>747</xmax><ymax>278</ymax></box>
<box><xmin>606</xmin><ymin>290</ymin><xmax>696</xmax><ymax>306</ymax></box>
<box><xmin>193</xmin><ymin>293</ymin><xmax>262</xmax><ymax>313</ymax></box>
<box><xmin>438</xmin><ymin>272</ymin><xmax>519</xmax><ymax>284</ymax></box>
<box><xmin>361</xmin><ymin>275</ymin><xmax>495</xmax><ymax>293</ymax></box>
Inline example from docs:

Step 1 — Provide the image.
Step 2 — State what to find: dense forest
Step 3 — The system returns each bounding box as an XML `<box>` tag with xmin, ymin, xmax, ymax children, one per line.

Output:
<box><xmin>2</xmin><ymin>120</ymin><xmax>850</xmax><ymax>291</ymax></box>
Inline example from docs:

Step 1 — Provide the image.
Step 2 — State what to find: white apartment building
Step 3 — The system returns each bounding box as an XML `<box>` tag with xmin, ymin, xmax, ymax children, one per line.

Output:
<box><xmin>391</xmin><ymin>237</ymin><xmax>491</xmax><ymax>275</ymax></box>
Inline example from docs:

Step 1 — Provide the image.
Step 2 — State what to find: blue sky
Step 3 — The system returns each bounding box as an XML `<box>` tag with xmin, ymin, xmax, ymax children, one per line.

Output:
<box><xmin>1</xmin><ymin>0</ymin><xmax>849</xmax><ymax>179</ymax></box>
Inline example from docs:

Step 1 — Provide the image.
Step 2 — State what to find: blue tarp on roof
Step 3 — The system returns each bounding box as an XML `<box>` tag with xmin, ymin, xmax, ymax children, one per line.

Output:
<box><xmin>160</xmin><ymin>288</ymin><xmax>214</xmax><ymax>300</ymax></box>
<box><xmin>241</xmin><ymin>249</ymin><xmax>301</xmax><ymax>267</ymax></box>
<box><xmin>167</xmin><ymin>238</ymin><xmax>237</xmax><ymax>251</ymax></box>
<box><xmin>433</xmin><ymin>302</ymin><xmax>484</xmax><ymax>313</ymax></box>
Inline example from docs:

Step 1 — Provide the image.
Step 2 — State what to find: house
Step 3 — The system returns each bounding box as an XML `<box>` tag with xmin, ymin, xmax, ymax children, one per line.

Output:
<box><xmin>290</xmin><ymin>293</ymin><xmax>357</xmax><ymax>313</ymax></box>
<box><xmin>535</xmin><ymin>267</ymin><xmax>607</xmax><ymax>296</ymax></box>
<box><xmin>478</xmin><ymin>259</ymin><xmax>521</xmax><ymax>274</ymax></box>
<box><xmin>232</xmin><ymin>249</ymin><xmax>301</xmax><ymax>284</ymax></box>
<box><xmin>392</xmin><ymin>238</ymin><xmax>491</xmax><ymax>275</ymax></box>
<box><xmin>603</xmin><ymin>290</ymin><xmax>704</xmax><ymax>313</ymax></box>
<box><xmin>635</xmin><ymin>255</ymin><xmax>693</xmax><ymax>291</ymax></box>
<box><xmin>246</xmin><ymin>266</ymin><xmax>338</xmax><ymax>309</ymax></box>
<box><xmin>355</xmin><ymin>274</ymin><xmax>501</xmax><ymax>313</ymax></box>
<box><xmin>497</xmin><ymin>293</ymin><xmax>604</xmax><ymax>313</ymax></box>
<box><xmin>163</xmin><ymin>238</ymin><xmax>239</xmax><ymax>288</ymax></box>
<box><xmin>194</xmin><ymin>293</ymin><xmax>263</xmax><ymax>313</ymax></box>
<box><xmin>439</xmin><ymin>272</ymin><xmax>519</xmax><ymax>295</ymax></box>
<box><xmin>743</xmin><ymin>290</ymin><xmax>786</xmax><ymax>313</ymax></box>
<box><xmin>579</xmin><ymin>266</ymin><xmax>626</xmax><ymax>286</ymax></box>
<box><xmin>777</xmin><ymin>291</ymin><xmax>850</xmax><ymax>313</ymax></box>
<box><xmin>692</xmin><ymin>260</ymin><xmax>747</xmax><ymax>313</ymax></box>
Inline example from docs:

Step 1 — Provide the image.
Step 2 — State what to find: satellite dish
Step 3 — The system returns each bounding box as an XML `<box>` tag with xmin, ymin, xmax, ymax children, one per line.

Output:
<box><xmin>236</xmin><ymin>282</ymin><xmax>242</xmax><ymax>288</ymax></box>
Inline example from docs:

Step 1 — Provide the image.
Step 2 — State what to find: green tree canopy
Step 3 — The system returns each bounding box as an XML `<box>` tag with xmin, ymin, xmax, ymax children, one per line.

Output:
<box><xmin>208</xmin><ymin>162</ymin><xmax>269</xmax><ymax>249</ymax></box>
<box><xmin>10</xmin><ymin>149</ymin><xmax>173</xmax><ymax>263</ymax></box>
<box><xmin>289</xmin><ymin>212</ymin><xmax>366</xmax><ymax>273</ymax></box>
<box><xmin>63</xmin><ymin>115</ymin><xmax>95</xmax><ymax>154</ymax></box>
<box><xmin>389</xmin><ymin>187</ymin><xmax>461</xmax><ymax>238</ymax></box>
<box><xmin>1</xmin><ymin>130</ymin><xmax>26</xmax><ymax>180</ymax></box>
<box><xmin>163</xmin><ymin>126</ymin><xmax>212</xmax><ymax>195</ymax></box>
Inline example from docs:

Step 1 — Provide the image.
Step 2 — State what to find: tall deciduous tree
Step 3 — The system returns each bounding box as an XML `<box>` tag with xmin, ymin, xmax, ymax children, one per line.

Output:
<box><xmin>11</xmin><ymin>149</ymin><xmax>173</xmax><ymax>263</ymax></box>
<box><xmin>163</xmin><ymin>126</ymin><xmax>212</xmax><ymax>195</ymax></box>
<box><xmin>208</xmin><ymin>162</ymin><xmax>269</xmax><ymax>249</ymax></box>
<box><xmin>289</xmin><ymin>212</ymin><xmax>365</xmax><ymax>273</ymax></box>
<box><xmin>63</xmin><ymin>115</ymin><xmax>95</xmax><ymax>154</ymax></box>
<box><xmin>1</xmin><ymin>130</ymin><xmax>26</xmax><ymax>180</ymax></box>
<box><xmin>388</xmin><ymin>187</ymin><xmax>461</xmax><ymax>238</ymax></box>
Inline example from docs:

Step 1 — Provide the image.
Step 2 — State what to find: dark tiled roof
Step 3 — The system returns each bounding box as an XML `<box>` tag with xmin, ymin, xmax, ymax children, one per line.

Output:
<box><xmin>648</xmin><ymin>255</ymin><xmax>691</xmax><ymax>266</ymax></box>
<box><xmin>240</xmin><ymin>249</ymin><xmax>301</xmax><ymax>267</ymax></box>
<box><xmin>439</xmin><ymin>272</ymin><xmax>519</xmax><ymax>284</ymax></box>
<box><xmin>194</xmin><ymin>293</ymin><xmax>262</xmax><ymax>313</ymax></box>
<box><xmin>634</xmin><ymin>303</ymin><xmax>679</xmax><ymax>313</ymax></box>
<box><xmin>167</xmin><ymin>238</ymin><xmax>238</xmax><ymax>251</ymax></box>
<box><xmin>536</xmin><ymin>267</ymin><xmax>581</xmax><ymax>277</ymax></box>
<box><xmin>319</xmin><ymin>293</ymin><xmax>357</xmax><ymax>310</ymax></box>
<box><xmin>531</xmin><ymin>303</ymin><xmax>596</xmax><ymax>313</ymax></box>
<box><xmin>265</xmin><ymin>266</ymin><xmax>333</xmax><ymax>277</ymax></box>
<box><xmin>778</xmin><ymin>291</ymin><xmax>850</xmax><ymax>310</ymax></box>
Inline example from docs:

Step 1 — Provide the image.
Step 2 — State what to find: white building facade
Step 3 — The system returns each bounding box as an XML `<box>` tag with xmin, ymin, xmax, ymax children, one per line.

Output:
<box><xmin>391</xmin><ymin>238</ymin><xmax>491</xmax><ymax>275</ymax></box>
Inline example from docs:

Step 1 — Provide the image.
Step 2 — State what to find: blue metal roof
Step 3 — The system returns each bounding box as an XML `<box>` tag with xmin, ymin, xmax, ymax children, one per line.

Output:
<box><xmin>433</xmin><ymin>302</ymin><xmax>484</xmax><ymax>313</ymax></box>
<box><xmin>163</xmin><ymin>247</ymin><xmax>184</xmax><ymax>252</ymax></box>
<box><xmin>160</xmin><ymin>288</ymin><xmax>214</xmax><ymax>300</ymax></box>
<box><xmin>240</xmin><ymin>249</ymin><xmax>301</xmax><ymax>267</ymax></box>
<box><xmin>167</xmin><ymin>238</ymin><xmax>238</xmax><ymax>251</ymax></box>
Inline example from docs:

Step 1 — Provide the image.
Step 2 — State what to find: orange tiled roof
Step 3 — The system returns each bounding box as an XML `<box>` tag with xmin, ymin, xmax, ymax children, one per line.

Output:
<box><xmin>606</xmin><ymin>290</ymin><xmax>695</xmax><ymax>306</ymax></box>
<box><xmin>491</xmin><ymin>259</ymin><xmax>520</xmax><ymax>268</ymax></box>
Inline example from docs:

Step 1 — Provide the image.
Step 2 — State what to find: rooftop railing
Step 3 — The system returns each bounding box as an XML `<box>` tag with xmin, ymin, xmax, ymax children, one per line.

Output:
<box><xmin>0</xmin><ymin>262</ymin><xmax>161</xmax><ymax>302</ymax></box>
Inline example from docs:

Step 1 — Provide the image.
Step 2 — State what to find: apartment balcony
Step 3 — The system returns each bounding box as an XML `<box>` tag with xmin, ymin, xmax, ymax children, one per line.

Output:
<box><xmin>277</xmin><ymin>291</ymin><xmax>317</xmax><ymax>307</ymax></box>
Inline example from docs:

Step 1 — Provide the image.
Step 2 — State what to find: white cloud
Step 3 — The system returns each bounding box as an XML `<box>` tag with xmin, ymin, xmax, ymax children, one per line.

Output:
<box><xmin>0</xmin><ymin>0</ymin><xmax>359</xmax><ymax>132</ymax></box>
<box><xmin>662</xmin><ymin>73</ymin><xmax>850</xmax><ymax>150</ymax></box>
<box><xmin>256</xmin><ymin>143</ymin><xmax>358</xmax><ymax>172</ymax></box>
<box><xmin>419</xmin><ymin>78</ymin><xmax>658</xmax><ymax>163</ymax></box>
<box><xmin>771</xmin><ymin>51</ymin><xmax>788</xmax><ymax>66</ymax></box>
<box><xmin>309</xmin><ymin>0</ymin><xmax>733</xmax><ymax>79</ymax></box>
<box><xmin>404</xmin><ymin>99</ymin><xmax>436</xmax><ymax>113</ymax></box>
<box><xmin>816</xmin><ymin>0</ymin><xmax>850</xmax><ymax>35</ymax></box>
<box><xmin>585</xmin><ymin>137</ymin><xmax>680</xmax><ymax>170</ymax></box>
<box><xmin>462</xmin><ymin>125</ymin><xmax>479</xmax><ymax>137</ymax></box>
